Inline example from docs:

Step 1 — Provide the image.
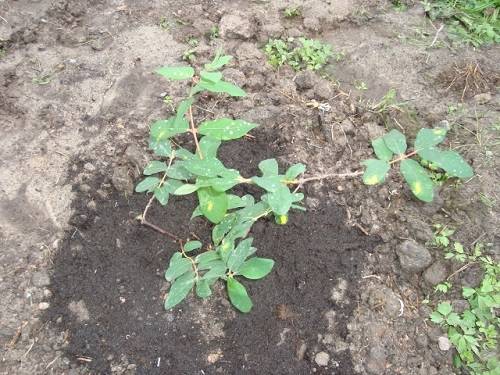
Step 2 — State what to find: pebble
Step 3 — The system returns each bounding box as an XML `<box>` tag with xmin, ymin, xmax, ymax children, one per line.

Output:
<box><xmin>438</xmin><ymin>336</ymin><xmax>451</xmax><ymax>351</ymax></box>
<box><xmin>38</xmin><ymin>302</ymin><xmax>50</xmax><ymax>310</ymax></box>
<box><xmin>365</xmin><ymin>346</ymin><xmax>387</xmax><ymax>374</ymax></box>
<box><xmin>423</xmin><ymin>261</ymin><xmax>448</xmax><ymax>285</ymax></box>
<box><xmin>314</xmin><ymin>351</ymin><xmax>330</xmax><ymax>366</ymax></box>
<box><xmin>396</xmin><ymin>240</ymin><xmax>432</xmax><ymax>273</ymax></box>
<box><xmin>32</xmin><ymin>271</ymin><xmax>51</xmax><ymax>287</ymax></box>
<box><xmin>473</xmin><ymin>92</ymin><xmax>492</xmax><ymax>105</ymax></box>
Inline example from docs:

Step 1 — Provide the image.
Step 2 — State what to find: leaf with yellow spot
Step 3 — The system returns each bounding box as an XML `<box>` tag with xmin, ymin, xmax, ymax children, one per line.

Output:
<box><xmin>400</xmin><ymin>159</ymin><xmax>434</xmax><ymax>202</ymax></box>
<box><xmin>197</xmin><ymin>187</ymin><xmax>228</xmax><ymax>223</ymax></box>
<box><xmin>362</xmin><ymin>159</ymin><xmax>390</xmax><ymax>186</ymax></box>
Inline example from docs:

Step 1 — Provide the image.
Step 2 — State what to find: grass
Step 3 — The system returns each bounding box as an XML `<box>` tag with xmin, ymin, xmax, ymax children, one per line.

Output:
<box><xmin>423</xmin><ymin>0</ymin><xmax>500</xmax><ymax>46</ymax></box>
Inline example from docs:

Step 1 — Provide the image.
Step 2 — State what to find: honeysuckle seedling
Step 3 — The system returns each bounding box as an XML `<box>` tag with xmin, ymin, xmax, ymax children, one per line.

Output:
<box><xmin>136</xmin><ymin>51</ymin><xmax>308</xmax><ymax>313</ymax></box>
<box><xmin>363</xmin><ymin>128</ymin><xmax>473</xmax><ymax>202</ymax></box>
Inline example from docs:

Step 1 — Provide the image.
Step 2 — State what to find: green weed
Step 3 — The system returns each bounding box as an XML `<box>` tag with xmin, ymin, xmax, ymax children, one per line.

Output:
<box><xmin>284</xmin><ymin>6</ymin><xmax>301</xmax><ymax>18</ymax></box>
<box><xmin>264</xmin><ymin>37</ymin><xmax>335</xmax><ymax>71</ymax></box>
<box><xmin>430</xmin><ymin>242</ymin><xmax>499</xmax><ymax>375</ymax></box>
<box><xmin>423</xmin><ymin>0</ymin><xmax>500</xmax><ymax>46</ymax></box>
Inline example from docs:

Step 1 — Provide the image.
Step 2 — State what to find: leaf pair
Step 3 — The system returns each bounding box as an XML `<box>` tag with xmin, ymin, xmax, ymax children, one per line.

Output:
<box><xmin>363</xmin><ymin>128</ymin><xmax>473</xmax><ymax>202</ymax></box>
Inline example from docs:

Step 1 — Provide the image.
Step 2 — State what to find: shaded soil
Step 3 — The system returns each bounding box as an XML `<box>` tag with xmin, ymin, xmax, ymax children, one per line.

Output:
<box><xmin>46</xmin><ymin>133</ymin><xmax>379</xmax><ymax>374</ymax></box>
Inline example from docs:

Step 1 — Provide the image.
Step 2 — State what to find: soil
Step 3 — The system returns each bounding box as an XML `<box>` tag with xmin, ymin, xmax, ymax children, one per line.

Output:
<box><xmin>0</xmin><ymin>0</ymin><xmax>498</xmax><ymax>375</ymax></box>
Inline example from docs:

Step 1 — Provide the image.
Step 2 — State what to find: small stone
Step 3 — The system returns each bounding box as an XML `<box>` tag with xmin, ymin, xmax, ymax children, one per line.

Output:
<box><xmin>368</xmin><ymin>286</ymin><xmax>402</xmax><ymax>318</ymax></box>
<box><xmin>396</xmin><ymin>240</ymin><xmax>432</xmax><ymax>273</ymax></box>
<box><xmin>125</xmin><ymin>144</ymin><xmax>149</xmax><ymax>171</ymax></box>
<box><xmin>38</xmin><ymin>302</ymin><xmax>50</xmax><ymax>310</ymax></box>
<box><xmin>296</xmin><ymin>341</ymin><xmax>307</xmax><ymax>360</ymax></box>
<box><xmin>314</xmin><ymin>79</ymin><xmax>332</xmax><ymax>100</ymax></box>
<box><xmin>438</xmin><ymin>336</ymin><xmax>451</xmax><ymax>351</ymax></box>
<box><xmin>219</xmin><ymin>12</ymin><xmax>254</xmax><ymax>39</ymax></box>
<box><xmin>473</xmin><ymin>92</ymin><xmax>491</xmax><ymax>105</ymax></box>
<box><xmin>295</xmin><ymin>70</ymin><xmax>316</xmax><ymax>90</ymax></box>
<box><xmin>423</xmin><ymin>261</ymin><xmax>448</xmax><ymax>286</ymax></box>
<box><xmin>314</xmin><ymin>351</ymin><xmax>330</xmax><ymax>366</ymax></box>
<box><xmin>32</xmin><ymin>271</ymin><xmax>51</xmax><ymax>287</ymax></box>
<box><xmin>68</xmin><ymin>300</ymin><xmax>90</xmax><ymax>322</ymax></box>
<box><xmin>112</xmin><ymin>165</ymin><xmax>133</xmax><ymax>195</ymax></box>
<box><xmin>364</xmin><ymin>122</ymin><xmax>385</xmax><ymax>140</ymax></box>
<box><xmin>83</xmin><ymin>162</ymin><xmax>96</xmax><ymax>172</ymax></box>
<box><xmin>43</xmin><ymin>289</ymin><xmax>52</xmax><ymax>298</ymax></box>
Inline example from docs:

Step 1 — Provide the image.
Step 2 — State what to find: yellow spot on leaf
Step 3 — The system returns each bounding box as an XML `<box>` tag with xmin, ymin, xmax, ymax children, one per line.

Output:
<box><xmin>433</xmin><ymin>129</ymin><xmax>445</xmax><ymax>135</ymax></box>
<box><xmin>206</xmin><ymin>201</ymin><xmax>214</xmax><ymax>211</ymax></box>
<box><xmin>365</xmin><ymin>175</ymin><xmax>379</xmax><ymax>185</ymax></box>
<box><xmin>413</xmin><ymin>181</ymin><xmax>422</xmax><ymax>195</ymax></box>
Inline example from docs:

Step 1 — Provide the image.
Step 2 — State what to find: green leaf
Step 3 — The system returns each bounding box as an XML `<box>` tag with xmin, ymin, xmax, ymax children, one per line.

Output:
<box><xmin>202</xmin><ymin>261</ymin><xmax>227</xmax><ymax>279</ymax></box>
<box><xmin>400</xmin><ymin>159</ymin><xmax>434</xmax><ymax>202</ymax></box>
<box><xmin>285</xmin><ymin>163</ymin><xmax>306</xmax><ymax>180</ymax></box>
<box><xmin>431</xmin><ymin>150</ymin><xmax>473</xmax><ymax>179</ymax></box>
<box><xmin>430</xmin><ymin>311</ymin><xmax>444</xmax><ymax>324</ymax></box>
<box><xmin>258</xmin><ymin>159</ymin><xmax>279</xmax><ymax>176</ymax></box>
<box><xmin>415</xmin><ymin>128</ymin><xmax>447</xmax><ymax>151</ymax></box>
<box><xmin>207</xmin><ymin>169</ymin><xmax>243</xmax><ymax>192</ymax></box>
<box><xmin>446</xmin><ymin>312</ymin><xmax>461</xmax><ymax>326</ymax></box>
<box><xmin>371</xmin><ymin>137</ymin><xmax>394</xmax><ymax>161</ymax></box>
<box><xmin>198</xmin><ymin>136</ymin><xmax>221</xmax><ymax>159</ymax></box>
<box><xmin>144</xmin><ymin>161</ymin><xmax>168</xmax><ymax>175</ymax></box>
<box><xmin>149</xmin><ymin>138</ymin><xmax>172</xmax><ymax>157</ymax></box>
<box><xmin>173</xmin><ymin>184</ymin><xmax>199</xmax><ymax>195</ymax></box>
<box><xmin>238</xmin><ymin>257</ymin><xmax>274</xmax><ymax>279</ymax></box>
<box><xmin>156</xmin><ymin>66</ymin><xmax>194</xmax><ymax>80</ymax></box>
<box><xmin>135</xmin><ymin>177</ymin><xmax>160</xmax><ymax>193</ymax></box>
<box><xmin>204</xmin><ymin>54</ymin><xmax>233</xmax><ymax>71</ymax></box>
<box><xmin>195</xmin><ymin>79</ymin><xmax>246</xmax><ymax>97</ymax></box>
<box><xmin>251</xmin><ymin>175</ymin><xmax>283</xmax><ymax>192</ymax></box>
<box><xmin>164</xmin><ymin>270</ymin><xmax>195</xmax><ymax>309</ymax></box>
<box><xmin>266</xmin><ymin>186</ymin><xmax>293</xmax><ymax>215</ymax></box>
<box><xmin>154</xmin><ymin>185</ymin><xmax>170</xmax><ymax>205</ymax></box>
<box><xmin>195</xmin><ymin>279</ymin><xmax>212</xmax><ymax>298</ymax></box>
<box><xmin>362</xmin><ymin>159</ymin><xmax>390</xmax><ymax>185</ymax></box>
<box><xmin>197</xmin><ymin>187</ymin><xmax>228</xmax><ymax>224</ymax></box>
<box><xmin>175</xmin><ymin>98</ymin><xmax>194</xmax><ymax>127</ymax></box>
<box><xmin>383</xmin><ymin>129</ymin><xmax>407</xmax><ymax>154</ymax></box>
<box><xmin>227</xmin><ymin>277</ymin><xmax>253</xmax><ymax>313</ymax></box>
<box><xmin>184</xmin><ymin>240</ymin><xmax>202</xmax><ymax>252</ymax></box>
<box><xmin>150</xmin><ymin>117</ymin><xmax>189</xmax><ymax>140</ymax></box>
<box><xmin>198</xmin><ymin>118</ymin><xmax>258</xmax><ymax>140</ymax></box>
<box><xmin>227</xmin><ymin>194</ymin><xmax>254</xmax><ymax>209</ymax></box>
<box><xmin>166</xmin><ymin>162</ymin><xmax>193</xmax><ymax>180</ymax></box>
<box><xmin>437</xmin><ymin>302</ymin><xmax>453</xmax><ymax>316</ymax></box>
<box><xmin>184</xmin><ymin>157</ymin><xmax>225</xmax><ymax>177</ymax></box>
<box><xmin>200</xmin><ymin>70</ymin><xmax>222</xmax><ymax>83</ymax></box>
<box><xmin>164</xmin><ymin>253</ymin><xmax>192</xmax><ymax>282</ymax></box>
<box><xmin>227</xmin><ymin>238</ymin><xmax>256</xmax><ymax>273</ymax></box>
<box><xmin>195</xmin><ymin>251</ymin><xmax>220</xmax><ymax>266</ymax></box>
<box><xmin>212</xmin><ymin>213</ymin><xmax>237</xmax><ymax>245</ymax></box>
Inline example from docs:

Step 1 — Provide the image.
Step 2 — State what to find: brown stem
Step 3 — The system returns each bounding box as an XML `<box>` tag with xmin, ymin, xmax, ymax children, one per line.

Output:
<box><xmin>389</xmin><ymin>150</ymin><xmax>418</xmax><ymax>165</ymax></box>
<box><xmin>139</xmin><ymin>153</ymin><xmax>181</xmax><ymax>242</ymax></box>
<box><xmin>188</xmin><ymin>106</ymin><xmax>202</xmax><ymax>159</ymax></box>
<box><xmin>295</xmin><ymin>170</ymin><xmax>363</xmax><ymax>184</ymax></box>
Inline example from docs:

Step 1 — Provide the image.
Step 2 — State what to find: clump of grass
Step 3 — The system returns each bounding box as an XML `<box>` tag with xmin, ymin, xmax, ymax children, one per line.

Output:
<box><xmin>284</xmin><ymin>6</ymin><xmax>301</xmax><ymax>18</ymax></box>
<box><xmin>265</xmin><ymin>37</ymin><xmax>341</xmax><ymax>71</ymax></box>
<box><xmin>423</xmin><ymin>0</ymin><xmax>500</xmax><ymax>46</ymax></box>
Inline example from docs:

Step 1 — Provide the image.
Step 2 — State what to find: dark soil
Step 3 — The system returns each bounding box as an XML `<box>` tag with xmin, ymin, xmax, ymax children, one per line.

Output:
<box><xmin>46</xmin><ymin>134</ymin><xmax>379</xmax><ymax>374</ymax></box>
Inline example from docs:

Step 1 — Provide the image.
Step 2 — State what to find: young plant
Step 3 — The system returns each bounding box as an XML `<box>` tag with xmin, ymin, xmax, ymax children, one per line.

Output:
<box><xmin>430</xmin><ymin>257</ymin><xmax>499</xmax><ymax>374</ymax></box>
<box><xmin>284</xmin><ymin>6</ymin><xmax>301</xmax><ymax>18</ymax></box>
<box><xmin>363</xmin><ymin>127</ymin><xmax>473</xmax><ymax>202</ymax></box>
<box><xmin>136</xmin><ymin>52</ymin><xmax>307</xmax><ymax>313</ymax></box>
<box><xmin>265</xmin><ymin>37</ymin><xmax>334</xmax><ymax>71</ymax></box>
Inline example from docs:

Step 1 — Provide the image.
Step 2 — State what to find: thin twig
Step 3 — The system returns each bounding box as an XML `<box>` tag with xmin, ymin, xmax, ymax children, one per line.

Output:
<box><xmin>430</xmin><ymin>24</ymin><xmax>444</xmax><ymax>47</ymax></box>
<box><xmin>139</xmin><ymin>154</ymin><xmax>181</xmax><ymax>242</ymax></box>
<box><xmin>296</xmin><ymin>170</ymin><xmax>363</xmax><ymax>184</ymax></box>
<box><xmin>447</xmin><ymin>262</ymin><xmax>478</xmax><ymax>281</ymax></box>
<box><xmin>188</xmin><ymin>106</ymin><xmax>202</xmax><ymax>159</ymax></box>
